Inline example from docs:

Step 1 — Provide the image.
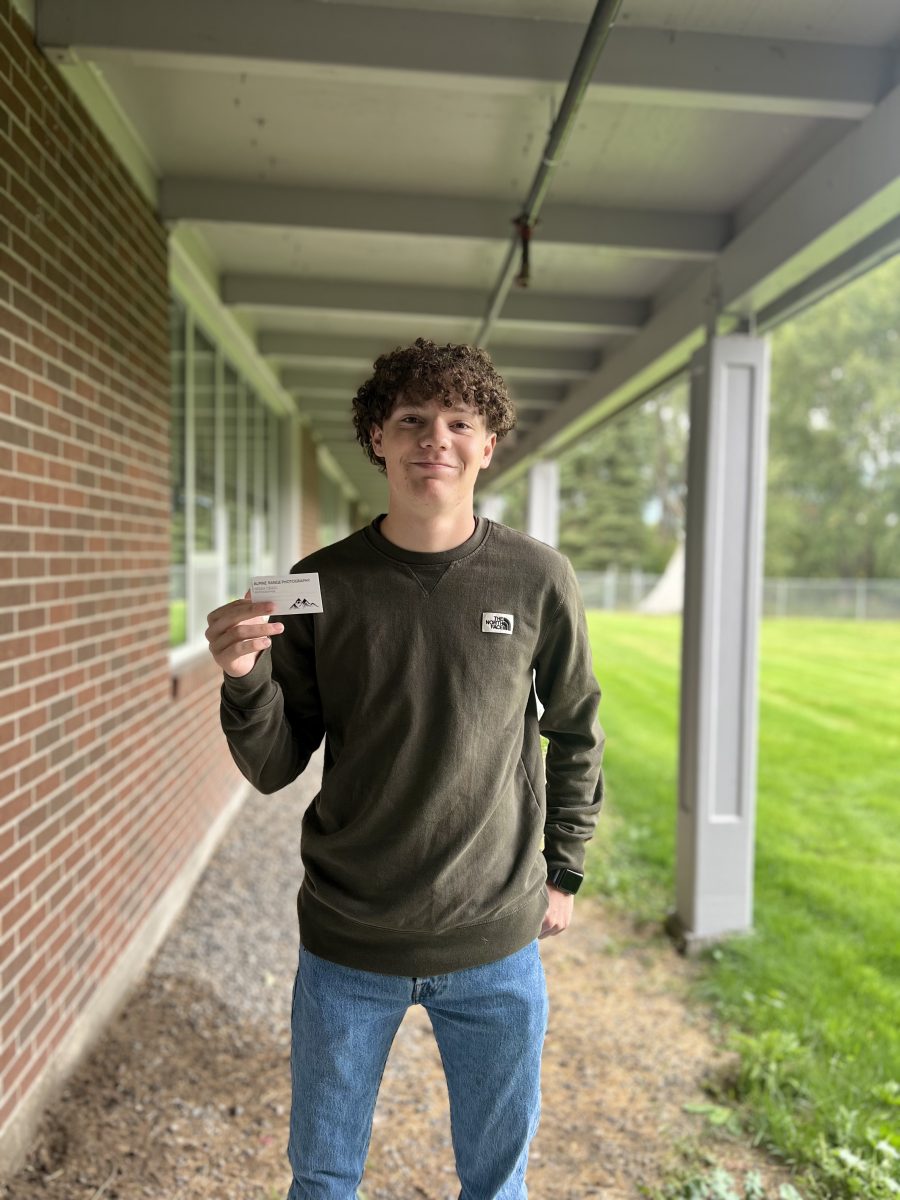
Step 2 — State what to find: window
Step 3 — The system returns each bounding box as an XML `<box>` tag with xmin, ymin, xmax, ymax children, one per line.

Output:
<box><xmin>318</xmin><ymin>466</ymin><xmax>351</xmax><ymax>548</ymax></box>
<box><xmin>169</xmin><ymin>301</ymin><xmax>284</xmax><ymax>650</ymax></box>
<box><xmin>170</xmin><ymin>302</ymin><xmax>187</xmax><ymax>646</ymax></box>
<box><xmin>223</xmin><ymin>360</ymin><xmax>241</xmax><ymax>600</ymax></box>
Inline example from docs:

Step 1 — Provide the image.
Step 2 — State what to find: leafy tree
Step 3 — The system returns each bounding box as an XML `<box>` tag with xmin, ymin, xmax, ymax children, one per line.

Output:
<box><xmin>488</xmin><ymin>252</ymin><xmax>900</xmax><ymax>579</ymax></box>
<box><xmin>557</xmin><ymin>412</ymin><xmax>651</xmax><ymax>570</ymax></box>
<box><xmin>490</xmin><ymin>386</ymin><xmax>687</xmax><ymax>572</ymax></box>
<box><xmin>765</xmin><ymin>253</ymin><xmax>900</xmax><ymax>577</ymax></box>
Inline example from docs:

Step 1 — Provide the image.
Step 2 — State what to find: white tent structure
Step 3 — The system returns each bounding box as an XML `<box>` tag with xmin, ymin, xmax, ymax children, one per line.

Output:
<box><xmin>638</xmin><ymin>539</ymin><xmax>684</xmax><ymax>616</ymax></box>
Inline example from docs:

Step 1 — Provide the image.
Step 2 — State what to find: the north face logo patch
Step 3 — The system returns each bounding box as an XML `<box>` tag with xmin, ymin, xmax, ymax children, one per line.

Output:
<box><xmin>482</xmin><ymin>612</ymin><xmax>514</xmax><ymax>634</ymax></box>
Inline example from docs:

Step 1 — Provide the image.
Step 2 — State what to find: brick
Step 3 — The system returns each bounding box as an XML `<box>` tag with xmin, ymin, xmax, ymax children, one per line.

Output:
<box><xmin>0</xmin><ymin>940</ymin><xmax>31</xmax><ymax>991</ymax></box>
<box><xmin>0</xmin><ymin>787</ymin><xmax>30</xmax><ymax>829</ymax></box>
<box><xmin>16</xmin><ymin>707</ymin><xmax>43</xmax><ymax>737</ymax></box>
<box><xmin>14</xmin><ymin>450</ymin><xmax>45</xmax><ymax>476</ymax></box>
<box><xmin>0</xmin><ymin>416</ymin><xmax>29</xmax><ymax>448</ymax></box>
<box><xmin>0</xmin><ymin>0</ymin><xmax>235</xmax><ymax>1148</ymax></box>
<box><xmin>1</xmin><ymin>1045</ymin><xmax>31</xmax><ymax>1098</ymax></box>
<box><xmin>0</xmin><ymin>739</ymin><xmax>29</xmax><ymax>775</ymax></box>
<box><xmin>17</xmin><ymin>996</ymin><xmax>48</xmax><ymax>1045</ymax></box>
<box><xmin>0</xmin><ymin>360</ymin><xmax>30</xmax><ymax>394</ymax></box>
<box><xmin>0</xmin><ymin>471</ymin><xmax>28</xmax><ymax>498</ymax></box>
<box><xmin>0</xmin><ymin>890</ymin><xmax>29</xmax><ymax>937</ymax></box>
<box><xmin>0</xmin><ymin>529</ymin><xmax>29</xmax><ymax>552</ymax></box>
<box><xmin>15</xmin><ymin>849</ymin><xmax>49</xmax><ymax>895</ymax></box>
<box><xmin>0</xmin><ymin>71</ymin><xmax>26</xmax><ymax>126</ymax></box>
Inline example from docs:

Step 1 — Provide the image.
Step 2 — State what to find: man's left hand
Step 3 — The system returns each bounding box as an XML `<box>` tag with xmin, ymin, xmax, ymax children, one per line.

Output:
<box><xmin>539</xmin><ymin>882</ymin><xmax>574</xmax><ymax>938</ymax></box>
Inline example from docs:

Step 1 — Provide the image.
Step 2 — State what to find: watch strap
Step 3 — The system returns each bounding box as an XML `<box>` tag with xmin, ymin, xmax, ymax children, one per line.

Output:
<box><xmin>547</xmin><ymin>866</ymin><xmax>584</xmax><ymax>895</ymax></box>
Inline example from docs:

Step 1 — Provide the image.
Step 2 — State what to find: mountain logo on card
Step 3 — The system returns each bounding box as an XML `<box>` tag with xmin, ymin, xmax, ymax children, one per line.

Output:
<box><xmin>290</xmin><ymin>597</ymin><xmax>320</xmax><ymax>610</ymax></box>
<box><xmin>482</xmin><ymin>612</ymin><xmax>514</xmax><ymax>634</ymax></box>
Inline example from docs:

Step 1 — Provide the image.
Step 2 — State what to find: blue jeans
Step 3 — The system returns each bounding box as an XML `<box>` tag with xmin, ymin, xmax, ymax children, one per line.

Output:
<box><xmin>286</xmin><ymin>939</ymin><xmax>549</xmax><ymax>1200</ymax></box>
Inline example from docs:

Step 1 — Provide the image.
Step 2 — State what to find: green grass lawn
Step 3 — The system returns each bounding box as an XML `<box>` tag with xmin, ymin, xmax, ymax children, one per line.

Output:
<box><xmin>583</xmin><ymin>612</ymin><xmax>900</xmax><ymax>1200</ymax></box>
<box><xmin>170</xmin><ymin>598</ymin><xmax>187</xmax><ymax>647</ymax></box>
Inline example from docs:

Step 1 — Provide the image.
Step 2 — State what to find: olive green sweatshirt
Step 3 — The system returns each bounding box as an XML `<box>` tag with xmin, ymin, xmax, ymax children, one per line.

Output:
<box><xmin>219</xmin><ymin>517</ymin><xmax>605</xmax><ymax>976</ymax></box>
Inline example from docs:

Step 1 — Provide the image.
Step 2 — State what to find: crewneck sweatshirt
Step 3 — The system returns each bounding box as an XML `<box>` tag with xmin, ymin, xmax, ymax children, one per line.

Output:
<box><xmin>220</xmin><ymin>517</ymin><xmax>605</xmax><ymax>976</ymax></box>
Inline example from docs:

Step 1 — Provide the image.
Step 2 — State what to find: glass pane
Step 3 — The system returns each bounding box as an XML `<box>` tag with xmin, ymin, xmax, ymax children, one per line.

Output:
<box><xmin>169</xmin><ymin>302</ymin><xmax>187</xmax><ymax>646</ymax></box>
<box><xmin>249</xmin><ymin>391</ymin><xmax>263</xmax><ymax>570</ymax></box>
<box><xmin>240</xmin><ymin>387</ymin><xmax>254</xmax><ymax>581</ymax></box>
<box><xmin>193</xmin><ymin>325</ymin><xmax>216</xmax><ymax>554</ymax></box>
<box><xmin>248</xmin><ymin>395</ymin><xmax>276</xmax><ymax>574</ymax></box>
<box><xmin>224</xmin><ymin>362</ymin><xmax>241</xmax><ymax>598</ymax></box>
<box><xmin>265</xmin><ymin>407</ymin><xmax>277</xmax><ymax>561</ymax></box>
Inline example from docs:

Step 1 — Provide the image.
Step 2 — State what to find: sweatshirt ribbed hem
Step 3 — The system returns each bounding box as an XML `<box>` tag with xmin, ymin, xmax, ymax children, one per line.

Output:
<box><xmin>296</xmin><ymin>879</ymin><xmax>550</xmax><ymax>976</ymax></box>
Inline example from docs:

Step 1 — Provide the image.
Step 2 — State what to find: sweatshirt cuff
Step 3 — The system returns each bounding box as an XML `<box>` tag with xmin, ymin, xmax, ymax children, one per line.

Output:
<box><xmin>543</xmin><ymin>844</ymin><xmax>586</xmax><ymax>876</ymax></box>
<box><xmin>220</xmin><ymin>650</ymin><xmax>277</xmax><ymax>709</ymax></box>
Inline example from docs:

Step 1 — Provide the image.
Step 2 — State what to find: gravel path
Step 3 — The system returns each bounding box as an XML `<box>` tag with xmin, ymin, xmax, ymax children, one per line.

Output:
<box><xmin>150</xmin><ymin>756</ymin><xmax>313</xmax><ymax>1040</ymax></box>
<box><xmin>4</xmin><ymin>752</ymin><xmax>805</xmax><ymax>1199</ymax></box>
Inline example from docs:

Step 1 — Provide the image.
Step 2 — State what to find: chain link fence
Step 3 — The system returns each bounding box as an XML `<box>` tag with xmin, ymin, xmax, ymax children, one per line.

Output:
<box><xmin>576</xmin><ymin>569</ymin><xmax>900</xmax><ymax>620</ymax></box>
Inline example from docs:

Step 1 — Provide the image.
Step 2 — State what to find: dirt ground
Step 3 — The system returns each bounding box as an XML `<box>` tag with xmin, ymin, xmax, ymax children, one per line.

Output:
<box><xmin>2</xmin><ymin>897</ymin><xmax>804</xmax><ymax>1200</ymax></box>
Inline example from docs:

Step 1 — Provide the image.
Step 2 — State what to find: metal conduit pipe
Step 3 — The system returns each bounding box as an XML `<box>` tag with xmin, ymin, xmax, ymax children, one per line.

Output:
<box><xmin>475</xmin><ymin>0</ymin><xmax>624</xmax><ymax>348</ymax></box>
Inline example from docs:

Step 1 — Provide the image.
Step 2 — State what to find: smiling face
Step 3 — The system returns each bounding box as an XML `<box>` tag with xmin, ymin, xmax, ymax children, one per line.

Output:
<box><xmin>369</xmin><ymin>392</ymin><xmax>497</xmax><ymax>515</ymax></box>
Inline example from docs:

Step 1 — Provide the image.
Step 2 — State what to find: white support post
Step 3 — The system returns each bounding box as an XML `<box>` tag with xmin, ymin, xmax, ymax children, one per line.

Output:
<box><xmin>670</xmin><ymin>335</ymin><xmax>770</xmax><ymax>950</ymax></box>
<box><xmin>527</xmin><ymin>460</ymin><xmax>560</xmax><ymax>547</ymax></box>
<box><xmin>477</xmin><ymin>494</ymin><xmax>506</xmax><ymax>524</ymax></box>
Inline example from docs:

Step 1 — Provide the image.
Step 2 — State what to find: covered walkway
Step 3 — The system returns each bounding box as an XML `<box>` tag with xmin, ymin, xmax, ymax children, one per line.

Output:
<box><xmin>3</xmin><ymin>753</ymin><xmax>801</xmax><ymax>1200</ymax></box>
<box><xmin>2</xmin><ymin>0</ymin><xmax>899</xmax><ymax>1186</ymax></box>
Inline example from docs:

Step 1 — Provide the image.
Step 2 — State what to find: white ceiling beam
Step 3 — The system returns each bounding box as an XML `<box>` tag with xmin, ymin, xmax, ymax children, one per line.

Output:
<box><xmin>260</xmin><ymin>334</ymin><xmax>384</xmax><ymax>368</ymax></box>
<box><xmin>502</xmin><ymin>292</ymin><xmax>645</xmax><ymax>333</ymax></box>
<box><xmin>470</xmin><ymin>345</ymin><xmax>598</xmax><ymax>378</ymax></box>
<box><xmin>300</xmin><ymin>410</ymin><xmax>353</xmax><ymax>423</ymax></box>
<box><xmin>281</xmin><ymin>368</ymin><xmax>364</xmax><ymax>392</ymax></box>
<box><xmin>299</xmin><ymin>398</ymin><xmax>558</xmax><ymax>417</ymax></box>
<box><xmin>489</xmin><ymin>79</ymin><xmax>900</xmax><ymax>486</ymax></box>
<box><xmin>484</xmin><ymin>350</ymin><xmax>600</xmax><ymax>381</ymax></box>
<box><xmin>224</xmin><ymin>275</ymin><xmax>646</xmax><ymax>334</ymax></box>
<box><xmin>289</xmin><ymin>388</ymin><xmax>355</xmax><ymax>405</ymax></box>
<box><xmin>312</xmin><ymin>434</ymin><xmax>357</xmax><ymax>448</ymax></box>
<box><xmin>161</xmin><ymin>181</ymin><xmax>729</xmax><ymax>261</ymax></box>
<box><xmin>756</xmin><ymin>213</ymin><xmax>900</xmax><ymax>331</ymax></box>
<box><xmin>285</xmin><ymin>372</ymin><xmax>564</xmax><ymax>407</ymax></box>
<box><xmin>479</xmin><ymin>380</ymin><xmax>569</xmax><ymax>404</ymax></box>
<box><xmin>37</xmin><ymin>1</ymin><xmax>892</xmax><ymax>120</ymax></box>
<box><xmin>294</xmin><ymin>403</ymin><xmax>557</xmax><ymax>423</ymax></box>
<box><xmin>259</xmin><ymin>333</ymin><xmax>599</xmax><ymax>378</ymax></box>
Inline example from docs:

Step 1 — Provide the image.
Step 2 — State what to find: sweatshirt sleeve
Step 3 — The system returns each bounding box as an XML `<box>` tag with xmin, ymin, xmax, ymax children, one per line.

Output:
<box><xmin>219</xmin><ymin>613</ymin><xmax>325</xmax><ymax>794</ymax></box>
<box><xmin>533</xmin><ymin>557</ymin><xmax>605</xmax><ymax>876</ymax></box>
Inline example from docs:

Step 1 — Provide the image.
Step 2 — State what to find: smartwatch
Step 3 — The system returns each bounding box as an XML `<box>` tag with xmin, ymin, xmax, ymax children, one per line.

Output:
<box><xmin>547</xmin><ymin>867</ymin><xmax>584</xmax><ymax>895</ymax></box>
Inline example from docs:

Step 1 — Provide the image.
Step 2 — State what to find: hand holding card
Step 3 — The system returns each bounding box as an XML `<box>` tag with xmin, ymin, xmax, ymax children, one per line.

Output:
<box><xmin>249</xmin><ymin>574</ymin><xmax>323</xmax><ymax>615</ymax></box>
<box><xmin>205</xmin><ymin>590</ymin><xmax>285</xmax><ymax>679</ymax></box>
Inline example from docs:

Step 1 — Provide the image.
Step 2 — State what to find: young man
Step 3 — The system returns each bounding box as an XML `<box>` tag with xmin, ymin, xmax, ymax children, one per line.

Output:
<box><xmin>205</xmin><ymin>338</ymin><xmax>605</xmax><ymax>1200</ymax></box>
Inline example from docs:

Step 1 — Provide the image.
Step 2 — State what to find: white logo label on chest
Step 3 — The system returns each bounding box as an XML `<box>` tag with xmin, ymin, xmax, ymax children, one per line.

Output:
<box><xmin>482</xmin><ymin>612</ymin><xmax>514</xmax><ymax>634</ymax></box>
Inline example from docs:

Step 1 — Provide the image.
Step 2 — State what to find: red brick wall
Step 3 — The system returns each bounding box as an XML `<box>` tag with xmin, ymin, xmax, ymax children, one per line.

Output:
<box><xmin>0</xmin><ymin>1</ymin><xmax>243</xmax><ymax>1144</ymax></box>
<box><xmin>299</xmin><ymin>427</ymin><xmax>321</xmax><ymax>556</ymax></box>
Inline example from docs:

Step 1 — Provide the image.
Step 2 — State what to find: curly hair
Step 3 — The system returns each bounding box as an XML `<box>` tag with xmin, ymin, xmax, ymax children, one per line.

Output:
<box><xmin>352</xmin><ymin>338</ymin><xmax>516</xmax><ymax>470</ymax></box>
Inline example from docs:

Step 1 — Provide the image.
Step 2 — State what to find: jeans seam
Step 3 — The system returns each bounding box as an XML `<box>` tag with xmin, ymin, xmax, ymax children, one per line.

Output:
<box><xmin>357</xmin><ymin>1038</ymin><xmax>399</xmax><ymax>1182</ymax></box>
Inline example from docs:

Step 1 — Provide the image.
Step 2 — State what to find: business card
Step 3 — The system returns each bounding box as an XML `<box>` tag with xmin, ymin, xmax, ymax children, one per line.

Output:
<box><xmin>250</xmin><ymin>573</ymin><xmax>323</xmax><ymax>615</ymax></box>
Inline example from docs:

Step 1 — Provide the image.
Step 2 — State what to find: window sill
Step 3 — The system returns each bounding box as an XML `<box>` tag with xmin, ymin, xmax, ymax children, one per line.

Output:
<box><xmin>169</xmin><ymin>638</ymin><xmax>213</xmax><ymax>673</ymax></box>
